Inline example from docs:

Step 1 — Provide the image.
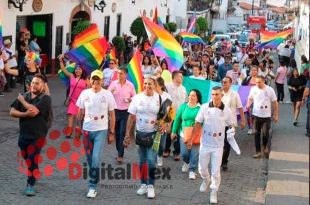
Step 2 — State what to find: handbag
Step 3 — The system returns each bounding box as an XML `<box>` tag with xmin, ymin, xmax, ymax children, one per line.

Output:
<box><xmin>64</xmin><ymin>78</ymin><xmax>81</xmax><ymax>107</ymax></box>
<box><xmin>135</xmin><ymin>130</ymin><xmax>156</xmax><ymax>147</ymax></box>
<box><xmin>183</xmin><ymin>126</ymin><xmax>202</xmax><ymax>145</ymax></box>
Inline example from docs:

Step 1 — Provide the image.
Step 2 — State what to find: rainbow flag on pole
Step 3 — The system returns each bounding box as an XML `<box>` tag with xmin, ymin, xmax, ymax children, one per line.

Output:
<box><xmin>58</xmin><ymin>63</ymin><xmax>75</xmax><ymax>87</ymax></box>
<box><xmin>72</xmin><ymin>24</ymin><xmax>100</xmax><ymax>48</ymax></box>
<box><xmin>187</xmin><ymin>14</ymin><xmax>196</xmax><ymax>33</ymax></box>
<box><xmin>180</xmin><ymin>32</ymin><xmax>205</xmax><ymax>45</ymax></box>
<box><xmin>256</xmin><ymin>29</ymin><xmax>293</xmax><ymax>49</ymax></box>
<box><xmin>127</xmin><ymin>50</ymin><xmax>143</xmax><ymax>93</ymax></box>
<box><xmin>153</xmin><ymin>7</ymin><xmax>165</xmax><ymax>29</ymax></box>
<box><xmin>66</xmin><ymin>37</ymin><xmax>109</xmax><ymax>74</ymax></box>
<box><xmin>142</xmin><ymin>16</ymin><xmax>183</xmax><ymax>72</ymax></box>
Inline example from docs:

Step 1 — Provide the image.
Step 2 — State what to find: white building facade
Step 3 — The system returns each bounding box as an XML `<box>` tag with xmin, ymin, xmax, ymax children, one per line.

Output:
<box><xmin>1</xmin><ymin>0</ymin><xmax>187</xmax><ymax>73</ymax></box>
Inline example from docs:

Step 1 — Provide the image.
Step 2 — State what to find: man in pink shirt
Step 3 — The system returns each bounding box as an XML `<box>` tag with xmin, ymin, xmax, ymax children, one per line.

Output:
<box><xmin>275</xmin><ymin>61</ymin><xmax>288</xmax><ymax>103</ymax></box>
<box><xmin>108</xmin><ymin>66</ymin><xmax>136</xmax><ymax>163</ymax></box>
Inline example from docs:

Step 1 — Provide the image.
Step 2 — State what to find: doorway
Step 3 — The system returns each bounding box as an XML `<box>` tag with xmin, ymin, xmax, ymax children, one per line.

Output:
<box><xmin>70</xmin><ymin>11</ymin><xmax>90</xmax><ymax>41</ymax></box>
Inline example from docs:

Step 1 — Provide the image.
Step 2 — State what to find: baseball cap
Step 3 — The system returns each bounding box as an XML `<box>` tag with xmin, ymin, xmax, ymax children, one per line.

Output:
<box><xmin>91</xmin><ymin>69</ymin><xmax>103</xmax><ymax>80</ymax></box>
<box><xmin>4</xmin><ymin>39</ymin><xmax>11</xmax><ymax>45</ymax></box>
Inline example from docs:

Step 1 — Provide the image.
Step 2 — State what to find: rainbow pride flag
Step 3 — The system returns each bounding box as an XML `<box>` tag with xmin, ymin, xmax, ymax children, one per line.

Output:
<box><xmin>260</xmin><ymin>29</ymin><xmax>293</xmax><ymax>43</ymax></box>
<box><xmin>209</xmin><ymin>34</ymin><xmax>216</xmax><ymax>44</ymax></box>
<box><xmin>256</xmin><ymin>29</ymin><xmax>293</xmax><ymax>49</ymax></box>
<box><xmin>127</xmin><ymin>50</ymin><xmax>143</xmax><ymax>93</ymax></box>
<box><xmin>187</xmin><ymin>14</ymin><xmax>196</xmax><ymax>33</ymax></box>
<box><xmin>180</xmin><ymin>32</ymin><xmax>205</xmax><ymax>45</ymax></box>
<box><xmin>142</xmin><ymin>17</ymin><xmax>183</xmax><ymax>72</ymax></box>
<box><xmin>66</xmin><ymin>37</ymin><xmax>109</xmax><ymax>74</ymax></box>
<box><xmin>72</xmin><ymin>24</ymin><xmax>100</xmax><ymax>48</ymax></box>
<box><xmin>58</xmin><ymin>63</ymin><xmax>75</xmax><ymax>87</ymax></box>
<box><xmin>108</xmin><ymin>47</ymin><xmax>117</xmax><ymax>61</ymax></box>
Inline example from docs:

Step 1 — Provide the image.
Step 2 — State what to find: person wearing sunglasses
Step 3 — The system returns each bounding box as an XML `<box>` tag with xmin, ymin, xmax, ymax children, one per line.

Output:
<box><xmin>103</xmin><ymin>59</ymin><xmax>118</xmax><ymax>88</ymax></box>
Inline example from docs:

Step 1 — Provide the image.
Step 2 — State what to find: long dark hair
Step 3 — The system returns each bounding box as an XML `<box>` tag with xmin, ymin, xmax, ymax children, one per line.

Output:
<box><xmin>189</xmin><ymin>89</ymin><xmax>202</xmax><ymax>104</ymax></box>
<box><xmin>73</xmin><ymin>64</ymin><xmax>87</xmax><ymax>80</ymax></box>
<box><xmin>156</xmin><ymin>77</ymin><xmax>167</xmax><ymax>92</ymax></box>
<box><xmin>142</xmin><ymin>55</ymin><xmax>151</xmax><ymax>66</ymax></box>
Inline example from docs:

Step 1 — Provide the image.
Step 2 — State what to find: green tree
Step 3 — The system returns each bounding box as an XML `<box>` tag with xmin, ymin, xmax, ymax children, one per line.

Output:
<box><xmin>165</xmin><ymin>22</ymin><xmax>177</xmax><ymax>33</ymax></box>
<box><xmin>130</xmin><ymin>17</ymin><xmax>147</xmax><ymax>43</ymax></box>
<box><xmin>112</xmin><ymin>36</ymin><xmax>126</xmax><ymax>58</ymax></box>
<box><xmin>72</xmin><ymin>20</ymin><xmax>91</xmax><ymax>35</ymax></box>
<box><xmin>195</xmin><ymin>17</ymin><xmax>208</xmax><ymax>36</ymax></box>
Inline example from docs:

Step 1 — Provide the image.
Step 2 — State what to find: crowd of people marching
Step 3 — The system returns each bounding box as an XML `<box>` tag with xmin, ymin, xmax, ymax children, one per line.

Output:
<box><xmin>4</xmin><ymin>28</ymin><xmax>310</xmax><ymax>204</ymax></box>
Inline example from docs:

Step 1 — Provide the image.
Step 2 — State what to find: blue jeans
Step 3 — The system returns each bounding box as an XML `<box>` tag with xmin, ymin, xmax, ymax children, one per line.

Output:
<box><xmin>158</xmin><ymin>133</ymin><xmax>167</xmax><ymax>157</ymax></box>
<box><xmin>115</xmin><ymin>110</ymin><xmax>129</xmax><ymax>157</ymax></box>
<box><xmin>18</xmin><ymin>137</ymin><xmax>43</xmax><ymax>186</ymax></box>
<box><xmin>138</xmin><ymin>145</ymin><xmax>157</xmax><ymax>185</ymax></box>
<box><xmin>180</xmin><ymin>137</ymin><xmax>199</xmax><ymax>172</ymax></box>
<box><xmin>83</xmin><ymin>130</ymin><xmax>107</xmax><ymax>189</ymax></box>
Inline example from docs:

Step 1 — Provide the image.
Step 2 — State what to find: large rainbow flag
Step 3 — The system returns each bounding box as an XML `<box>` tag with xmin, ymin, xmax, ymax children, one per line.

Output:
<box><xmin>127</xmin><ymin>50</ymin><xmax>143</xmax><ymax>93</ymax></box>
<box><xmin>142</xmin><ymin>16</ymin><xmax>184</xmax><ymax>72</ymax></box>
<box><xmin>256</xmin><ymin>29</ymin><xmax>293</xmax><ymax>49</ymax></box>
<box><xmin>66</xmin><ymin>37</ymin><xmax>109</xmax><ymax>74</ymax></box>
<box><xmin>72</xmin><ymin>24</ymin><xmax>100</xmax><ymax>48</ymax></box>
<box><xmin>183</xmin><ymin>77</ymin><xmax>252</xmax><ymax>109</ymax></box>
<box><xmin>180</xmin><ymin>32</ymin><xmax>205</xmax><ymax>45</ymax></box>
<box><xmin>58</xmin><ymin>63</ymin><xmax>76</xmax><ymax>87</ymax></box>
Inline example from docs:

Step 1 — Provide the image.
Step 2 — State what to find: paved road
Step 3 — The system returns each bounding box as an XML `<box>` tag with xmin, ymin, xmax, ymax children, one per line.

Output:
<box><xmin>0</xmin><ymin>76</ymin><xmax>282</xmax><ymax>205</ymax></box>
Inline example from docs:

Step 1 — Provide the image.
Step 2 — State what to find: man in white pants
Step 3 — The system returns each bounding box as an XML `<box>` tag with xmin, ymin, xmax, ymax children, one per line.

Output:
<box><xmin>187</xmin><ymin>86</ymin><xmax>234</xmax><ymax>204</ymax></box>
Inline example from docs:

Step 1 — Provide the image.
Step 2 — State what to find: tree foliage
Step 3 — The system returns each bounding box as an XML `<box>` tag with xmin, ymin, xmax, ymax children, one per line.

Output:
<box><xmin>112</xmin><ymin>36</ymin><xmax>126</xmax><ymax>55</ymax></box>
<box><xmin>196</xmin><ymin>17</ymin><xmax>208</xmax><ymax>35</ymax></box>
<box><xmin>72</xmin><ymin>20</ymin><xmax>91</xmax><ymax>35</ymax></box>
<box><xmin>130</xmin><ymin>17</ymin><xmax>147</xmax><ymax>43</ymax></box>
<box><xmin>165</xmin><ymin>22</ymin><xmax>177</xmax><ymax>33</ymax></box>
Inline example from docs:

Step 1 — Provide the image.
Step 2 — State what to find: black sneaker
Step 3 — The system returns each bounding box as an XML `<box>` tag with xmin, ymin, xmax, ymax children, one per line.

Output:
<box><xmin>293</xmin><ymin>121</ymin><xmax>297</xmax><ymax>126</ymax></box>
<box><xmin>0</xmin><ymin>92</ymin><xmax>4</xmax><ymax>97</ymax></box>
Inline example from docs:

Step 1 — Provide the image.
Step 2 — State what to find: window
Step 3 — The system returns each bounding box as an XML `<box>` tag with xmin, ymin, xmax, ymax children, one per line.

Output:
<box><xmin>104</xmin><ymin>16</ymin><xmax>110</xmax><ymax>40</ymax></box>
<box><xmin>116</xmin><ymin>14</ymin><xmax>121</xmax><ymax>36</ymax></box>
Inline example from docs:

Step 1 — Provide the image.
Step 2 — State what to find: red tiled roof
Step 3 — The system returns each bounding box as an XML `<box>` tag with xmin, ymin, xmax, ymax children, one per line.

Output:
<box><xmin>239</xmin><ymin>2</ymin><xmax>260</xmax><ymax>10</ymax></box>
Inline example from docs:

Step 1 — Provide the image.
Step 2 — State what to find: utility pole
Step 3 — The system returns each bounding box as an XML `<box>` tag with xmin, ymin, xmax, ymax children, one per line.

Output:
<box><xmin>252</xmin><ymin>0</ymin><xmax>255</xmax><ymax>15</ymax></box>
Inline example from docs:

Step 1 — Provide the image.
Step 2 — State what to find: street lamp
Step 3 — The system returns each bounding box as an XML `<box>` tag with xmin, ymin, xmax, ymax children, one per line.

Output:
<box><xmin>8</xmin><ymin>0</ymin><xmax>28</xmax><ymax>12</ymax></box>
<box><xmin>132</xmin><ymin>0</ymin><xmax>135</xmax><ymax>4</ymax></box>
<box><xmin>94</xmin><ymin>0</ymin><xmax>106</xmax><ymax>13</ymax></box>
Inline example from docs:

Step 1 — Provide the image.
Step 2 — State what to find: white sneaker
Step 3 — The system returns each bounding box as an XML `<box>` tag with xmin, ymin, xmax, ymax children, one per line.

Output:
<box><xmin>210</xmin><ymin>191</ymin><xmax>218</xmax><ymax>204</ymax></box>
<box><xmin>247</xmin><ymin>129</ymin><xmax>253</xmax><ymax>135</ymax></box>
<box><xmin>199</xmin><ymin>179</ymin><xmax>210</xmax><ymax>192</ymax></box>
<box><xmin>86</xmin><ymin>188</ymin><xmax>97</xmax><ymax>198</ymax></box>
<box><xmin>189</xmin><ymin>171</ymin><xmax>196</xmax><ymax>180</ymax></box>
<box><xmin>157</xmin><ymin>156</ymin><xmax>163</xmax><ymax>167</ymax></box>
<box><xmin>181</xmin><ymin>163</ymin><xmax>189</xmax><ymax>173</ymax></box>
<box><xmin>137</xmin><ymin>184</ymin><xmax>147</xmax><ymax>195</ymax></box>
<box><xmin>147</xmin><ymin>185</ymin><xmax>155</xmax><ymax>199</ymax></box>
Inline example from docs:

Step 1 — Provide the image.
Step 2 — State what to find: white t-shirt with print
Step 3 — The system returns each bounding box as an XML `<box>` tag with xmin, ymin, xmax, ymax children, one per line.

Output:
<box><xmin>76</xmin><ymin>88</ymin><xmax>117</xmax><ymax>131</ymax></box>
<box><xmin>196</xmin><ymin>102</ymin><xmax>233</xmax><ymax>149</ymax></box>
<box><xmin>128</xmin><ymin>92</ymin><xmax>161</xmax><ymax>133</ymax></box>
<box><xmin>248</xmin><ymin>85</ymin><xmax>277</xmax><ymax>118</ymax></box>
<box><xmin>222</xmin><ymin>89</ymin><xmax>243</xmax><ymax>126</ymax></box>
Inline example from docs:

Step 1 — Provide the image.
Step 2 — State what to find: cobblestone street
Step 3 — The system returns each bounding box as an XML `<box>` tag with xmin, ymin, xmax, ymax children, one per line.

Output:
<box><xmin>0</xmin><ymin>78</ymin><xmax>269</xmax><ymax>205</ymax></box>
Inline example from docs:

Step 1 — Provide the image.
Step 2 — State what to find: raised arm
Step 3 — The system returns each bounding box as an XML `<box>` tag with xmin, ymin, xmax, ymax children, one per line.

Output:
<box><xmin>58</xmin><ymin>55</ymin><xmax>73</xmax><ymax>78</ymax></box>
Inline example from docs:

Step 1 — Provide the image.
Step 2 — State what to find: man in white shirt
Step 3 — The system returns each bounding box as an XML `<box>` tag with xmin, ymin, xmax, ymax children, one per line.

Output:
<box><xmin>76</xmin><ymin>69</ymin><xmax>117</xmax><ymax>198</ymax></box>
<box><xmin>246</xmin><ymin>75</ymin><xmax>279</xmax><ymax>159</ymax></box>
<box><xmin>221</xmin><ymin>76</ymin><xmax>246</xmax><ymax>171</ymax></box>
<box><xmin>164</xmin><ymin>71</ymin><xmax>187</xmax><ymax>160</ymax></box>
<box><xmin>189</xmin><ymin>86</ymin><xmax>234</xmax><ymax>204</ymax></box>
<box><xmin>236</xmin><ymin>46</ymin><xmax>249</xmax><ymax>65</ymax></box>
